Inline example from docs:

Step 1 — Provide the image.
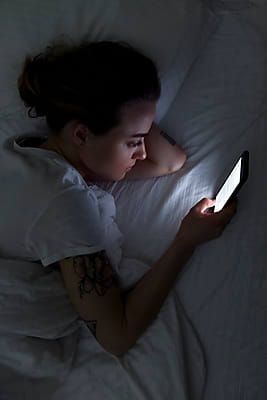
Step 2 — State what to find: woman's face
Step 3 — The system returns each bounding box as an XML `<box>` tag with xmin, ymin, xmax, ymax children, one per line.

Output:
<box><xmin>70</xmin><ymin>100</ymin><xmax>156</xmax><ymax>181</ymax></box>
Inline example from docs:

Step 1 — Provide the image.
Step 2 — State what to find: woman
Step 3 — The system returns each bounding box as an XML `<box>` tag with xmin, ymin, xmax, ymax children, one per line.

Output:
<box><xmin>14</xmin><ymin>39</ymin><xmax>237</xmax><ymax>356</ymax></box>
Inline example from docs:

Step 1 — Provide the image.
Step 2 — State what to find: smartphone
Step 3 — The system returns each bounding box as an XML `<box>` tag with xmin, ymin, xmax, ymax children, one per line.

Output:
<box><xmin>208</xmin><ymin>150</ymin><xmax>249</xmax><ymax>213</ymax></box>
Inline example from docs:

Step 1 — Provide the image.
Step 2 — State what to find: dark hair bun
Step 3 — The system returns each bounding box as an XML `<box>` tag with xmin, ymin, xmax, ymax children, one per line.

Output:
<box><xmin>17</xmin><ymin>53</ymin><xmax>50</xmax><ymax>117</ymax></box>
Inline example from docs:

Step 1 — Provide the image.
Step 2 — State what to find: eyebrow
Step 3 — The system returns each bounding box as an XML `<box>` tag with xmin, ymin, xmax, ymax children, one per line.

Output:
<box><xmin>131</xmin><ymin>133</ymin><xmax>149</xmax><ymax>138</ymax></box>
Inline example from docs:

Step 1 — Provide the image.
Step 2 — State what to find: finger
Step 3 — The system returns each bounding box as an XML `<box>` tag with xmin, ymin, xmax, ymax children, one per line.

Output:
<box><xmin>223</xmin><ymin>199</ymin><xmax>238</xmax><ymax>215</ymax></box>
<box><xmin>227</xmin><ymin>197</ymin><xmax>238</xmax><ymax>208</ymax></box>
<box><xmin>196</xmin><ymin>198</ymin><xmax>216</xmax><ymax>214</ymax></box>
<box><xmin>220</xmin><ymin>203</ymin><xmax>237</xmax><ymax>224</ymax></box>
<box><xmin>218</xmin><ymin>197</ymin><xmax>238</xmax><ymax>213</ymax></box>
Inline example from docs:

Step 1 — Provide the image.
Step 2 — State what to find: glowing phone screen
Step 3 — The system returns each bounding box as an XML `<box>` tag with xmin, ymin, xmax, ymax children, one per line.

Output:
<box><xmin>214</xmin><ymin>158</ymin><xmax>242</xmax><ymax>212</ymax></box>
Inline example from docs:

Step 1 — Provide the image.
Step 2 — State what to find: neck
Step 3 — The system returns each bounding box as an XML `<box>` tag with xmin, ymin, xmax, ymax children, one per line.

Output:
<box><xmin>40</xmin><ymin>137</ymin><xmax>99</xmax><ymax>181</ymax></box>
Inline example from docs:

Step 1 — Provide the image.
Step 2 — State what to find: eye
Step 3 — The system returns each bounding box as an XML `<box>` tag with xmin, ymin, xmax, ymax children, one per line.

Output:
<box><xmin>127</xmin><ymin>141</ymin><xmax>143</xmax><ymax>148</ymax></box>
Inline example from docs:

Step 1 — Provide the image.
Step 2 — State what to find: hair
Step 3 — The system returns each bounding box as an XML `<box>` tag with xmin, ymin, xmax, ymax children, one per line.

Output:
<box><xmin>17</xmin><ymin>38</ymin><xmax>161</xmax><ymax>136</ymax></box>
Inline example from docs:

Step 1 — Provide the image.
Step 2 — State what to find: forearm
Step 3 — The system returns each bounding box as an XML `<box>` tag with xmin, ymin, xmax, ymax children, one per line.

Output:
<box><xmin>145</xmin><ymin>123</ymin><xmax>186</xmax><ymax>170</ymax></box>
<box><xmin>120</xmin><ymin>236</ymin><xmax>195</xmax><ymax>354</ymax></box>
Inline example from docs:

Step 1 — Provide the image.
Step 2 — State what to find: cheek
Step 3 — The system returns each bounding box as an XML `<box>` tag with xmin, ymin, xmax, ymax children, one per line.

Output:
<box><xmin>97</xmin><ymin>142</ymin><xmax>133</xmax><ymax>171</ymax></box>
<box><xmin>112</xmin><ymin>146</ymin><xmax>133</xmax><ymax>168</ymax></box>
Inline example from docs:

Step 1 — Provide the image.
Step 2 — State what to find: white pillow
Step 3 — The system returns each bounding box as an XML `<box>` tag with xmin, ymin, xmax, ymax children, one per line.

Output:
<box><xmin>0</xmin><ymin>0</ymin><xmax>219</xmax><ymax>125</ymax></box>
<box><xmin>160</xmin><ymin>11</ymin><xmax>266</xmax><ymax>162</ymax></box>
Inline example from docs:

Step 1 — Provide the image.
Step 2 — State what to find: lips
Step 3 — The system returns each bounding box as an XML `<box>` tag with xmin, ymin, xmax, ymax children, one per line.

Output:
<box><xmin>125</xmin><ymin>163</ymin><xmax>136</xmax><ymax>171</ymax></box>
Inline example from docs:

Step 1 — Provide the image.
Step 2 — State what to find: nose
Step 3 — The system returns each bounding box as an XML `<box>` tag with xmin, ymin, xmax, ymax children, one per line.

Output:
<box><xmin>134</xmin><ymin>142</ymin><xmax>147</xmax><ymax>161</ymax></box>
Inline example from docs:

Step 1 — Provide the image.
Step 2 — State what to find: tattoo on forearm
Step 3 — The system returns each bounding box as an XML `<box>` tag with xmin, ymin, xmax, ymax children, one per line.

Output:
<box><xmin>159</xmin><ymin>130</ymin><xmax>177</xmax><ymax>146</ymax></box>
<box><xmin>84</xmin><ymin>319</ymin><xmax>97</xmax><ymax>338</ymax></box>
<box><xmin>72</xmin><ymin>251</ymin><xmax>119</xmax><ymax>298</ymax></box>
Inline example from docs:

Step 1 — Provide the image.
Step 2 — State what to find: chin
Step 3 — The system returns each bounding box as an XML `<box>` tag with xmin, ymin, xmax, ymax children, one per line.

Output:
<box><xmin>88</xmin><ymin>170</ymin><xmax>124</xmax><ymax>182</ymax></box>
<box><xmin>113</xmin><ymin>172</ymin><xmax>126</xmax><ymax>181</ymax></box>
<box><xmin>101</xmin><ymin>173</ymin><xmax>121</xmax><ymax>182</ymax></box>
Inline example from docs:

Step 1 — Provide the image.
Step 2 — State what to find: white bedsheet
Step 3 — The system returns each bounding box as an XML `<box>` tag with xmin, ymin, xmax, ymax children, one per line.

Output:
<box><xmin>0</xmin><ymin>2</ymin><xmax>267</xmax><ymax>400</ymax></box>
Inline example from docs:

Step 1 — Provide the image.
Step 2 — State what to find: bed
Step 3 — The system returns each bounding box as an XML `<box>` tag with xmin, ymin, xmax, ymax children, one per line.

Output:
<box><xmin>0</xmin><ymin>1</ymin><xmax>266</xmax><ymax>399</ymax></box>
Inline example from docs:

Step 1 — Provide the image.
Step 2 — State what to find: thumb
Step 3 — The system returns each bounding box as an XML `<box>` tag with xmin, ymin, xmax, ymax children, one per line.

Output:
<box><xmin>195</xmin><ymin>198</ymin><xmax>216</xmax><ymax>213</ymax></box>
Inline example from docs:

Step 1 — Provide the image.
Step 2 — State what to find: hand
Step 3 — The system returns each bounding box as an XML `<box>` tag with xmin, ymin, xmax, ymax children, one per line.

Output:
<box><xmin>175</xmin><ymin>197</ymin><xmax>238</xmax><ymax>249</ymax></box>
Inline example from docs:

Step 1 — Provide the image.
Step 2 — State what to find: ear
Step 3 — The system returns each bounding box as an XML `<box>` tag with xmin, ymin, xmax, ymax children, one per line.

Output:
<box><xmin>73</xmin><ymin>121</ymin><xmax>91</xmax><ymax>145</ymax></box>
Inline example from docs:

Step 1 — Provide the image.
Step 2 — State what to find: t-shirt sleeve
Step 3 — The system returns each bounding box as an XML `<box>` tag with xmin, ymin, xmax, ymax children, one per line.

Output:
<box><xmin>26</xmin><ymin>188</ymin><xmax>106</xmax><ymax>267</ymax></box>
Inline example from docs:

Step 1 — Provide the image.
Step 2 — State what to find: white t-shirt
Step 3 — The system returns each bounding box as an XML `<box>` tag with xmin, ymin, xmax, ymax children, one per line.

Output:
<box><xmin>0</xmin><ymin>133</ymin><xmax>124</xmax><ymax>269</ymax></box>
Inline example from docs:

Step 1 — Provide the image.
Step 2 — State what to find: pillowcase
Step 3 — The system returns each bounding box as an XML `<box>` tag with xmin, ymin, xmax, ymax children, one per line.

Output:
<box><xmin>0</xmin><ymin>0</ymin><xmax>219</xmax><ymax>126</ymax></box>
<box><xmin>160</xmin><ymin>10</ymin><xmax>266</xmax><ymax>160</ymax></box>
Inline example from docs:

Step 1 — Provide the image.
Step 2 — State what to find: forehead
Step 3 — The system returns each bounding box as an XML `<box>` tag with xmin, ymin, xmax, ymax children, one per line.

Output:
<box><xmin>118</xmin><ymin>101</ymin><xmax>156</xmax><ymax>136</ymax></box>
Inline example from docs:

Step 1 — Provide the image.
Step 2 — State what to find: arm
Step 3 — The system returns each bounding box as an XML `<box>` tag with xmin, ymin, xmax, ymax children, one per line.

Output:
<box><xmin>124</xmin><ymin>123</ymin><xmax>187</xmax><ymax>180</ymax></box>
<box><xmin>144</xmin><ymin>122</ymin><xmax>187</xmax><ymax>171</ymax></box>
<box><xmin>59</xmin><ymin>237</ymin><xmax>195</xmax><ymax>357</ymax></box>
